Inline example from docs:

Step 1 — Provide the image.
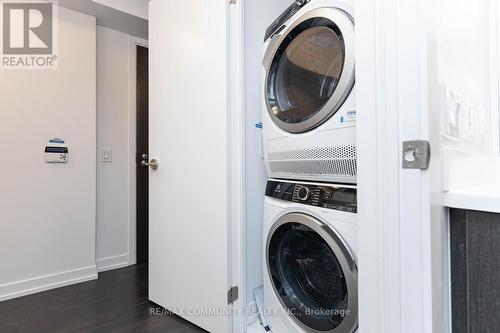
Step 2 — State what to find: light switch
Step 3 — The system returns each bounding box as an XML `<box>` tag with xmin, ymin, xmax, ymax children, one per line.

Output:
<box><xmin>101</xmin><ymin>148</ymin><xmax>112</xmax><ymax>162</ymax></box>
<box><xmin>477</xmin><ymin>106</ymin><xmax>486</xmax><ymax>143</ymax></box>
<box><xmin>462</xmin><ymin>99</ymin><xmax>476</xmax><ymax>141</ymax></box>
<box><xmin>444</xmin><ymin>87</ymin><xmax>461</xmax><ymax>139</ymax></box>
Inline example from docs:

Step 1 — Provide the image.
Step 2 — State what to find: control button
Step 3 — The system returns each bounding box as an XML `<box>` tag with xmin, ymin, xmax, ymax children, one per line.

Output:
<box><xmin>297</xmin><ymin>186</ymin><xmax>311</xmax><ymax>201</ymax></box>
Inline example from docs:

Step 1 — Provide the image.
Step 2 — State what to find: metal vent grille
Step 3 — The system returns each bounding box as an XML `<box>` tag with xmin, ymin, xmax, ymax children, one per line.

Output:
<box><xmin>268</xmin><ymin>145</ymin><xmax>357</xmax><ymax>177</ymax></box>
<box><xmin>268</xmin><ymin>145</ymin><xmax>356</xmax><ymax>161</ymax></box>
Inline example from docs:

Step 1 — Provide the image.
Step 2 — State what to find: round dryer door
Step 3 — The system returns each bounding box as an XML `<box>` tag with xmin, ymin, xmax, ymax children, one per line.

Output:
<box><xmin>263</xmin><ymin>7</ymin><xmax>355</xmax><ymax>133</ymax></box>
<box><xmin>266</xmin><ymin>213</ymin><xmax>358</xmax><ymax>333</ymax></box>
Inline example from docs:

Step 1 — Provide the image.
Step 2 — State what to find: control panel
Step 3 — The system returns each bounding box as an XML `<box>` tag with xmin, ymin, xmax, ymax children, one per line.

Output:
<box><xmin>265</xmin><ymin>180</ymin><xmax>357</xmax><ymax>213</ymax></box>
<box><xmin>44</xmin><ymin>146</ymin><xmax>69</xmax><ymax>163</ymax></box>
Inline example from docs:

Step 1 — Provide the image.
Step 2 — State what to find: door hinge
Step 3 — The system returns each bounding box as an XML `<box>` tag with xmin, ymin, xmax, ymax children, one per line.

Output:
<box><xmin>402</xmin><ymin>140</ymin><xmax>431</xmax><ymax>170</ymax></box>
<box><xmin>229</xmin><ymin>0</ymin><xmax>237</xmax><ymax>4</ymax></box>
<box><xmin>227</xmin><ymin>286</ymin><xmax>239</xmax><ymax>305</ymax></box>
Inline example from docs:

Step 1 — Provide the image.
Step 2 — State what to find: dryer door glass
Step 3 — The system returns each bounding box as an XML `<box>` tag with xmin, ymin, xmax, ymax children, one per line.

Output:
<box><xmin>268</xmin><ymin>222</ymin><xmax>350</xmax><ymax>331</ymax></box>
<box><xmin>266</xmin><ymin>15</ymin><xmax>353</xmax><ymax>133</ymax></box>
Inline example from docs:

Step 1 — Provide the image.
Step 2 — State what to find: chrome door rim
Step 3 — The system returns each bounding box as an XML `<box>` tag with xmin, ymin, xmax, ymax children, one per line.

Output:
<box><xmin>266</xmin><ymin>212</ymin><xmax>358</xmax><ymax>333</ymax></box>
<box><xmin>263</xmin><ymin>7</ymin><xmax>355</xmax><ymax>134</ymax></box>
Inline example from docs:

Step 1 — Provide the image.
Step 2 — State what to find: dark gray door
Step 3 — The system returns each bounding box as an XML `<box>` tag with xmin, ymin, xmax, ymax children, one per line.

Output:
<box><xmin>136</xmin><ymin>46</ymin><xmax>149</xmax><ymax>264</ymax></box>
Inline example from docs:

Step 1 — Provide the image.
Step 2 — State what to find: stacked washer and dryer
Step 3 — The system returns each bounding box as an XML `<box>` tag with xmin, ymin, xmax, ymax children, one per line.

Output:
<box><xmin>261</xmin><ymin>1</ymin><xmax>358</xmax><ymax>333</ymax></box>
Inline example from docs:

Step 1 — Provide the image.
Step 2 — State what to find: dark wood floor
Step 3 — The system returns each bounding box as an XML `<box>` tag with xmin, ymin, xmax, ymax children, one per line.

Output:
<box><xmin>0</xmin><ymin>264</ymin><xmax>207</xmax><ymax>333</ymax></box>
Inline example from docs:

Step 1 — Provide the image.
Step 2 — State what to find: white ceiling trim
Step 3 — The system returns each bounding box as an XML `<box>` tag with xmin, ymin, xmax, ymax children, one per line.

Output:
<box><xmin>93</xmin><ymin>0</ymin><xmax>148</xmax><ymax>20</ymax></box>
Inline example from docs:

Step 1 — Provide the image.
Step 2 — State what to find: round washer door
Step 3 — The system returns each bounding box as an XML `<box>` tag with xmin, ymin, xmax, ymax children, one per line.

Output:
<box><xmin>266</xmin><ymin>213</ymin><xmax>358</xmax><ymax>333</ymax></box>
<box><xmin>264</xmin><ymin>7</ymin><xmax>355</xmax><ymax>134</ymax></box>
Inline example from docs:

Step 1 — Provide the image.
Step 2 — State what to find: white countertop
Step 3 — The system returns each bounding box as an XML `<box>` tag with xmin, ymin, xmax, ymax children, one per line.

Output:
<box><xmin>441</xmin><ymin>185</ymin><xmax>500</xmax><ymax>214</ymax></box>
<box><xmin>440</xmin><ymin>153</ymin><xmax>500</xmax><ymax>214</ymax></box>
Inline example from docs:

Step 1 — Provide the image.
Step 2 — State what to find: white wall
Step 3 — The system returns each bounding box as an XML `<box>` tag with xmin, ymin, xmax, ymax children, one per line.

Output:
<box><xmin>426</xmin><ymin>1</ymin><xmax>499</xmax><ymax>331</ymax></box>
<box><xmin>431</xmin><ymin>0</ymin><xmax>500</xmax><ymax>192</ymax></box>
<box><xmin>243</xmin><ymin>0</ymin><xmax>291</xmax><ymax>323</ymax></box>
<box><xmin>435</xmin><ymin>0</ymin><xmax>496</xmax><ymax>154</ymax></box>
<box><xmin>96</xmin><ymin>26</ymin><xmax>137</xmax><ymax>272</ymax></box>
<box><xmin>0</xmin><ymin>8</ymin><xmax>97</xmax><ymax>301</ymax></box>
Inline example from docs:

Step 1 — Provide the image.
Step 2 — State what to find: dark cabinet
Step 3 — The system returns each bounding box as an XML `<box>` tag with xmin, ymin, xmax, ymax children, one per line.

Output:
<box><xmin>451</xmin><ymin>209</ymin><xmax>500</xmax><ymax>333</ymax></box>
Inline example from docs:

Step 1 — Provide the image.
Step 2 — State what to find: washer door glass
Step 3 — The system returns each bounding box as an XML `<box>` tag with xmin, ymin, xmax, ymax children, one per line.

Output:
<box><xmin>268</xmin><ymin>222</ymin><xmax>350</xmax><ymax>331</ymax></box>
<box><xmin>266</xmin><ymin>16</ymin><xmax>352</xmax><ymax>133</ymax></box>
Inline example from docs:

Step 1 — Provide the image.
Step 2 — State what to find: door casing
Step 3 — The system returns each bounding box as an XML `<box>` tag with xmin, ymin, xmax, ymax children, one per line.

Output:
<box><xmin>356</xmin><ymin>0</ymin><xmax>448</xmax><ymax>332</ymax></box>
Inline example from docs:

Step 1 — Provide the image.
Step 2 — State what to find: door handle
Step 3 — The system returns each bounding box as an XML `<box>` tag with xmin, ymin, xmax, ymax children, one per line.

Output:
<box><xmin>142</xmin><ymin>159</ymin><xmax>159</xmax><ymax>170</ymax></box>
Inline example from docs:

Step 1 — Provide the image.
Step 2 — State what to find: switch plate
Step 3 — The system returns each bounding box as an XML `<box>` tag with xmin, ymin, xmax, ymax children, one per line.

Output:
<box><xmin>477</xmin><ymin>106</ymin><xmax>486</xmax><ymax>143</ymax></box>
<box><xmin>462</xmin><ymin>99</ymin><xmax>476</xmax><ymax>141</ymax></box>
<box><xmin>101</xmin><ymin>148</ymin><xmax>112</xmax><ymax>162</ymax></box>
<box><xmin>444</xmin><ymin>87</ymin><xmax>462</xmax><ymax>140</ymax></box>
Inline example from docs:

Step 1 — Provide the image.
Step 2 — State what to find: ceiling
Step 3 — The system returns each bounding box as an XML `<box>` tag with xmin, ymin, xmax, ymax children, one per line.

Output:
<box><xmin>58</xmin><ymin>0</ymin><xmax>148</xmax><ymax>39</ymax></box>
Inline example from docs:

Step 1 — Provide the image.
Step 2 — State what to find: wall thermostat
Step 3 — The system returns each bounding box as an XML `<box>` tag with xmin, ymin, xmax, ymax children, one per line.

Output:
<box><xmin>45</xmin><ymin>146</ymin><xmax>69</xmax><ymax>163</ymax></box>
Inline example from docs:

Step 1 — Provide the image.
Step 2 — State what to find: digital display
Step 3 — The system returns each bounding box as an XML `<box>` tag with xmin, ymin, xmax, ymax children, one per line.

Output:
<box><xmin>45</xmin><ymin>146</ymin><xmax>68</xmax><ymax>153</ymax></box>
<box><xmin>332</xmin><ymin>190</ymin><xmax>356</xmax><ymax>203</ymax></box>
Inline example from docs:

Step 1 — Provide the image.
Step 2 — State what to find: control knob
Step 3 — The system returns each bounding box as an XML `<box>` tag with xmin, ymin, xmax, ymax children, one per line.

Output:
<box><xmin>297</xmin><ymin>186</ymin><xmax>311</xmax><ymax>201</ymax></box>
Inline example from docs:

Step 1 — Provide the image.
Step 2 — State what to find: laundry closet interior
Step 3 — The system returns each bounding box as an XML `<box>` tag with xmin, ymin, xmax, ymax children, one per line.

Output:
<box><xmin>241</xmin><ymin>0</ymin><xmax>358</xmax><ymax>332</ymax></box>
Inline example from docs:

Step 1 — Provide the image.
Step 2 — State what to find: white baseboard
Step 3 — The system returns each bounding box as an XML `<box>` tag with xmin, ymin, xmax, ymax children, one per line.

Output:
<box><xmin>96</xmin><ymin>253</ymin><xmax>130</xmax><ymax>272</ymax></box>
<box><xmin>0</xmin><ymin>265</ymin><xmax>98</xmax><ymax>302</ymax></box>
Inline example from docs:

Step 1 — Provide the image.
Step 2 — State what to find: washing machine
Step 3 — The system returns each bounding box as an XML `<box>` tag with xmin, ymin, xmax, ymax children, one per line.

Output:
<box><xmin>262</xmin><ymin>0</ymin><xmax>356</xmax><ymax>184</ymax></box>
<box><xmin>263</xmin><ymin>179</ymin><xmax>358</xmax><ymax>333</ymax></box>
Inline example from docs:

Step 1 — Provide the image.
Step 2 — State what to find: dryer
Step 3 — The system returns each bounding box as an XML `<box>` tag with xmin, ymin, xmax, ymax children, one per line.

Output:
<box><xmin>262</xmin><ymin>0</ymin><xmax>356</xmax><ymax>184</ymax></box>
<box><xmin>263</xmin><ymin>179</ymin><xmax>358</xmax><ymax>333</ymax></box>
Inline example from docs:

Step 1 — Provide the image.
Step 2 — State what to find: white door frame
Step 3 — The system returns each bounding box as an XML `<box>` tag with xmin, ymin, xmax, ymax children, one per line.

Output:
<box><xmin>128</xmin><ymin>36</ymin><xmax>149</xmax><ymax>266</ymax></box>
<box><xmin>356</xmin><ymin>0</ymin><xmax>443</xmax><ymax>332</ymax></box>
<box><xmin>228</xmin><ymin>1</ymin><xmax>246</xmax><ymax>332</ymax></box>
